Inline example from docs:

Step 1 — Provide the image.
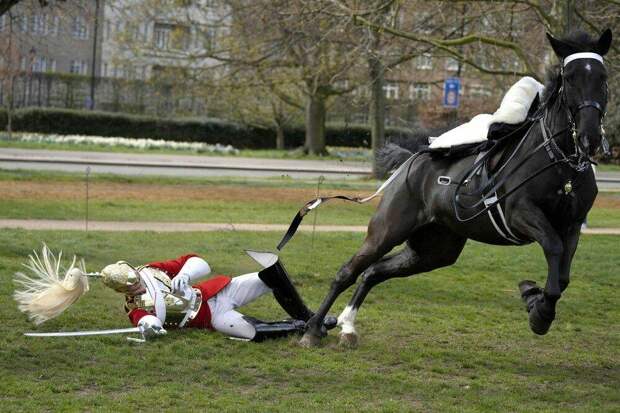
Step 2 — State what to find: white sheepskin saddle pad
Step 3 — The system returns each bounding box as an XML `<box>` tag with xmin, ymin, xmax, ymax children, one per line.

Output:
<box><xmin>429</xmin><ymin>77</ymin><xmax>544</xmax><ymax>149</ymax></box>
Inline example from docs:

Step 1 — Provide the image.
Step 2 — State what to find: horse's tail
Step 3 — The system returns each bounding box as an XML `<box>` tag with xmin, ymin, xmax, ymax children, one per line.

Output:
<box><xmin>375</xmin><ymin>135</ymin><xmax>428</xmax><ymax>178</ymax></box>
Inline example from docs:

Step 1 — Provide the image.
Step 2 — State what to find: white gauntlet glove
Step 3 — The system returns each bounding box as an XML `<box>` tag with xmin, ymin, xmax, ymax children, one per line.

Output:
<box><xmin>138</xmin><ymin>315</ymin><xmax>167</xmax><ymax>339</ymax></box>
<box><xmin>172</xmin><ymin>257</ymin><xmax>211</xmax><ymax>294</ymax></box>
<box><xmin>171</xmin><ymin>273</ymin><xmax>190</xmax><ymax>294</ymax></box>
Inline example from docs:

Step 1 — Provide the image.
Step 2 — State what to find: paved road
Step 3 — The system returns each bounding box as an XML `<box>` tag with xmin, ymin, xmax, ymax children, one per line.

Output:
<box><xmin>1</xmin><ymin>148</ymin><xmax>619</xmax><ymax>189</ymax></box>
<box><xmin>0</xmin><ymin>148</ymin><xmax>371</xmax><ymax>179</ymax></box>
<box><xmin>1</xmin><ymin>219</ymin><xmax>618</xmax><ymax>235</ymax></box>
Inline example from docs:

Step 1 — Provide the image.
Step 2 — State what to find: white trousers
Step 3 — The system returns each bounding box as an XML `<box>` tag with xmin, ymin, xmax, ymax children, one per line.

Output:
<box><xmin>207</xmin><ymin>272</ymin><xmax>271</xmax><ymax>339</ymax></box>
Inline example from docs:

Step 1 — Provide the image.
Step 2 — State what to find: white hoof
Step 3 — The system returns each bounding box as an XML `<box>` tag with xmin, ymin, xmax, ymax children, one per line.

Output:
<box><xmin>338</xmin><ymin>331</ymin><xmax>359</xmax><ymax>348</ymax></box>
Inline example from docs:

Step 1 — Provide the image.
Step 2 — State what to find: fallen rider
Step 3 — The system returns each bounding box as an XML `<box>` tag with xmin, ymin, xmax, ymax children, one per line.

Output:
<box><xmin>14</xmin><ymin>246</ymin><xmax>336</xmax><ymax>342</ymax></box>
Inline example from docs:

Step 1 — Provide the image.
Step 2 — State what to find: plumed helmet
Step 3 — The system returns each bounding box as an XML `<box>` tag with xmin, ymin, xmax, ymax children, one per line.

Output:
<box><xmin>101</xmin><ymin>261</ymin><xmax>140</xmax><ymax>293</ymax></box>
<box><xmin>14</xmin><ymin>244</ymin><xmax>90</xmax><ymax>325</ymax></box>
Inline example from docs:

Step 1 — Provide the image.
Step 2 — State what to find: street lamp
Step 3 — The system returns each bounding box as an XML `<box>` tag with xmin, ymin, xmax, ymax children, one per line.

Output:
<box><xmin>27</xmin><ymin>47</ymin><xmax>36</xmax><ymax>106</ymax></box>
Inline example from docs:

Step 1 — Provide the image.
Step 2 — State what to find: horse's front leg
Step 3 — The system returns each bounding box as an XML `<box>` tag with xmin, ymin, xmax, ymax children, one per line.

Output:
<box><xmin>513</xmin><ymin>208</ymin><xmax>564</xmax><ymax>335</ymax></box>
<box><xmin>559</xmin><ymin>223</ymin><xmax>582</xmax><ymax>293</ymax></box>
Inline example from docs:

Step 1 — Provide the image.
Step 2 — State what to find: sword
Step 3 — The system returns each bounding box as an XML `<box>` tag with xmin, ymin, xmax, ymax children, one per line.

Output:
<box><xmin>25</xmin><ymin>327</ymin><xmax>142</xmax><ymax>338</ymax></box>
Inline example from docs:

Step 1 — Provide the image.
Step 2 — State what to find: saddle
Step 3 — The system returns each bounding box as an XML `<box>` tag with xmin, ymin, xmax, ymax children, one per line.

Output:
<box><xmin>422</xmin><ymin>93</ymin><xmax>541</xmax><ymax>164</ymax></box>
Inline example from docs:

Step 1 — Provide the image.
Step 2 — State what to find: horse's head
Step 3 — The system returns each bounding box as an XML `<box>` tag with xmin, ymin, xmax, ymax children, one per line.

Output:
<box><xmin>546</xmin><ymin>29</ymin><xmax>612</xmax><ymax>156</ymax></box>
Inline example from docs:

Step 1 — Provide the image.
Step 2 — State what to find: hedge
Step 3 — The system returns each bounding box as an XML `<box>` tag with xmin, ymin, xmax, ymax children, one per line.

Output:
<box><xmin>0</xmin><ymin>108</ymin><xmax>413</xmax><ymax>149</ymax></box>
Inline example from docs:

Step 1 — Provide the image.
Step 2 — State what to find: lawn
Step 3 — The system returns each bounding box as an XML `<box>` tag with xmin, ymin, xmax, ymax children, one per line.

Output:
<box><xmin>0</xmin><ymin>230</ymin><xmax>618</xmax><ymax>411</ymax></box>
<box><xmin>0</xmin><ymin>168</ymin><xmax>619</xmax><ymax>228</ymax></box>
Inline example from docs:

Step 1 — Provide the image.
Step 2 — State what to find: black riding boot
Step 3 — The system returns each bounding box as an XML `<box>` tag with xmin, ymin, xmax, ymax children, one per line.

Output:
<box><xmin>258</xmin><ymin>258</ymin><xmax>314</xmax><ymax>321</ymax></box>
<box><xmin>247</xmin><ymin>250</ymin><xmax>337</xmax><ymax>331</ymax></box>
<box><xmin>243</xmin><ymin>316</ymin><xmax>306</xmax><ymax>342</ymax></box>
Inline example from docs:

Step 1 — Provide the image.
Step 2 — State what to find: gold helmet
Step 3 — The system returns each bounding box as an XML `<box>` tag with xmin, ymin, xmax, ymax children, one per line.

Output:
<box><xmin>100</xmin><ymin>261</ymin><xmax>140</xmax><ymax>293</ymax></box>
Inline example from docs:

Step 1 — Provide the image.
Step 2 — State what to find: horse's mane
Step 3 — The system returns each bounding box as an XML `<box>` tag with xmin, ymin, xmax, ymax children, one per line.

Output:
<box><xmin>541</xmin><ymin>30</ymin><xmax>601</xmax><ymax>107</ymax></box>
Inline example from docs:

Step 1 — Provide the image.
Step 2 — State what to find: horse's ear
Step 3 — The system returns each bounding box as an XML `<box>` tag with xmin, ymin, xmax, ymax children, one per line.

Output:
<box><xmin>596</xmin><ymin>29</ymin><xmax>612</xmax><ymax>56</ymax></box>
<box><xmin>546</xmin><ymin>32</ymin><xmax>573</xmax><ymax>58</ymax></box>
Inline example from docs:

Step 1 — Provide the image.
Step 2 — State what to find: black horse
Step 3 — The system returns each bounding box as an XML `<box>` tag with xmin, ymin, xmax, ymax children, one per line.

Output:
<box><xmin>299</xmin><ymin>29</ymin><xmax>613</xmax><ymax>347</ymax></box>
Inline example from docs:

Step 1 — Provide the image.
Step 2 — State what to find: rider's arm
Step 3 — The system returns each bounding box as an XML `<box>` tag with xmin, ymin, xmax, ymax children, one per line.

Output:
<box><xmin>171</xmin><ymin>256</ymin><xmax>212</xmax><ymax>292</ymax></box>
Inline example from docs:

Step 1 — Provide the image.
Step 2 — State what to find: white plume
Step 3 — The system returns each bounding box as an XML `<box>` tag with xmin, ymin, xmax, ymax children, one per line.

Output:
<box><xmin>14</xmin><ymin>244</ymin><xmax>89</xmax><ymax>325</ymax></box>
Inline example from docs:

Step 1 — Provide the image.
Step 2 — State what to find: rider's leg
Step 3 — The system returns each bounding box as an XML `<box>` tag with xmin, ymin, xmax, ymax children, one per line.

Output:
<box><xmin>210</xmin><ymin>309</ymin><xmax>305</xmax><ymax>341</ymax></box>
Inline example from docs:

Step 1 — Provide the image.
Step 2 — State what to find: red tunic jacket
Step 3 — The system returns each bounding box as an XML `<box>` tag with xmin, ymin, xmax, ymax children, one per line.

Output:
<box><xmin>127</xmin><ymin>254</ymin><xmax>231</xmax><ymax>330</ymax></box>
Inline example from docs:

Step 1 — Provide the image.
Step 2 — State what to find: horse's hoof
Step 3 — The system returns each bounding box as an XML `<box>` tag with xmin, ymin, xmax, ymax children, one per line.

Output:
<box><xmin>338</xmin><ymin>332</ymin><xmax>359</xmax><ymax>348</ymax></box>
<box><xmin>299</xmin><ymin>332</ymin><xmax>321</xmax><ymax>348</ymax></box>
<box><xmin>528</xmin><ymin>301</ymin><xmax>555</xmax><ymax>335</ymax></box>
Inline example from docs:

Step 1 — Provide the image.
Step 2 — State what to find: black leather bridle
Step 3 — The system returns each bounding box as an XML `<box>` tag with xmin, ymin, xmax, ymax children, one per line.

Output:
<box><xmin>558</xmin><ymin>57</ymin><xmax>610</xmax><ymax>157</ymax></box>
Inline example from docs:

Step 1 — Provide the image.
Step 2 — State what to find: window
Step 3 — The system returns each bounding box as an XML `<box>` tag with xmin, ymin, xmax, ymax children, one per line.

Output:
<box><xmin>103</xmin><ymin>62</ymin><xmax>108</xmax><ymax>77</ymax></box>
<box><xmin>415</xmin><ymin>12</ymin><xmax>433</xmax><ymax>35</ymax></box>
<box><xmin>49</xmin><ymin>59</ymin><xmax>56</xmax><ymax>72</ymax></box>
<box><xmin>104</xmin><ymin>21</ymin><xmax>111</xmax><ymax>40</ymax></box>
<box><xmin>32</xmin><ymin>56</ymin><xmax>47</xmax><ymax>72</ymax></box>
<box><xmin>72</xmin><ymin>16</ymin><xmax>88</xmax><ymax>39</ymax></box>
<box><xmin>154</xmin><ymin>23</ymin><xmax>171</xmax><ymax>49</ymax></box>
<box><xmin>19</xmin><ymin>15</ymin><xmax>28</xmax><ymax>32</ymax></box>
<box><xmin>469</xmin><ymin>84</ymin><xmax>492</xmax><ymax>97</ymax></box>
<box><xmin>171</xmin><ymin>25</ymin><xmax>190</xmax><ymax>50</ymax></box>
<box><xmin>409</xmin><ymin>83</ymin><xmax>431</xmax><ymax>101</ymax></box>
<box><xmin>0</xmin><ymin>14</ymin><xmax>6</xmax><ymax>32</ymax></box>
<box><xmin>125</xmin><ymin>65</ymin><xmax>135</xmax><ymax>79</ymax></box>
<box><xmin>31</xmin><ymin>14</ymin><xmax>46</xmax><ymax>34</ymax></box>
<box><xmin>154</xmin><ymin>23</ymin><xmax>190</xmax><ymax>50</ymax></box>
<box><xmin>197</xmin><ymin>27</ymin><xmax>216</xmax><ymax>50</ymax></box>
<box><xmin>445</xmin><ymin>58</ymin><xmax>459</xmax><ymax>72</ymax></box>
<box><xmin>49</xmin><ymin>15</ymin><xmax>59</xmax><ymax>36</ymax></box>
<box><xmin>383</xmin><ymin>83</ymin><xmax>399</xmax><ymax>100</ymax></box>
<box><xmin>70</xmin><ymin>60</ymin><xmax>88</xmax><ymax>75</ymax></box>
<box><xmin>415</xmin><ymin>54</ymin><xmax>432</xmax><ymax>70</ymax></box>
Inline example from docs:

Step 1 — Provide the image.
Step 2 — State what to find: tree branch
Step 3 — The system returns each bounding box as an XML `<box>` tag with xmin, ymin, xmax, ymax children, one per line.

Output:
<box><xmin>353</xmin><ymin>14</ymin><xmax>539</xmax><ymax>79</ymax></box>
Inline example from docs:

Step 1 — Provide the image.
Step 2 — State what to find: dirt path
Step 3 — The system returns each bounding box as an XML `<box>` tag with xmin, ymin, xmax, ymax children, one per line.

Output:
<box><xmin>0</xmin><ymin>219</ymin><xmax>618</xmax><ymax>235</ymax></box>
<box><xmin>0</xmin><ymin>219</ymin><xmax>368</xmax><ymax>233</ymax></box>
<box><xmin>0</xmin><ymin>180</ymin><xmax>376</xmax><ymax>203</ymax></box>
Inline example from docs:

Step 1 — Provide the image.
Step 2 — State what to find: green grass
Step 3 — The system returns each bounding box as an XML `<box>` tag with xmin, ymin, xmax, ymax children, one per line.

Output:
<box><xmin>596</xmin><ymin>163</ymin><xmax>620</xmax><ymax>172</ymax></box>
<box><xmin>1</xmin><ymin>166</ymin><xmax>619</xmax><ymax>228</ymax></box>
<box><xmin>0</xmin><ymin>168</ymin><xmax>379</xmax><ymax>191</ymax></box>
<box><xmin>586</xmin><ymin>208</ymin><xmax>620</xmax><ymax>228</ymax></box>
<box><xmin>0</xmin><ymin>230</ymin><xmax>618</xmax><ymax>411</ymax></box>
<box><xmin>0</xmin><ymin>198</ymin><xmax>375</xmax><ymax>225</ymax></box>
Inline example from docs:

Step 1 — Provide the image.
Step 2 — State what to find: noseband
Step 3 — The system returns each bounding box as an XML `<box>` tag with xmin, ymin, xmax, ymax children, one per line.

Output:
<box><xmin>558</xmin><ymin>52</ymin><xmax>609</xmax><ymax>156</ymax></box>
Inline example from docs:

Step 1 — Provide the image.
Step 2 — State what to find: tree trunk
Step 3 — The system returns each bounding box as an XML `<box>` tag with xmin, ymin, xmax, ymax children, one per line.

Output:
<box><xmin>369</xmin><ymin>53</ymin><xmax>386</xmax><ymax>178</ymax></box>
<box><xmin>305</xmin><ymin>94</ymin><xmax>327</xmax><ymax>155</ymax></box>
<box><xmin>275</xmin><ymin>122</ymin><xmax>285</xmax><ymax>150</ymax></box>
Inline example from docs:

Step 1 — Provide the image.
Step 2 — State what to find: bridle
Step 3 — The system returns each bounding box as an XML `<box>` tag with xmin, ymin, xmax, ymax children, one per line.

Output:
<box><xmin>557</xmin><ymin>52</ymin><xmax>610</xmax><ymax>159</ymax></box>
<box><xmin>453</xmin><ymin>51</ymin><xmax>608</xmax><ymax>224</ymax></box>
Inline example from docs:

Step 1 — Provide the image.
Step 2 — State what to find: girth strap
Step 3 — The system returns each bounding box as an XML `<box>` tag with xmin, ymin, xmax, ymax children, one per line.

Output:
<box><xmin>483</xmin><ymin>193</ymin><xmax>525</xmax><ymax>244</ymax></box>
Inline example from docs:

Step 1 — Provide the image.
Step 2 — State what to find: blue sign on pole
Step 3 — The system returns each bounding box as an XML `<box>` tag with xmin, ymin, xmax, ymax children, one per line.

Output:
<box><xmin>443</xmin><ymin>77</ymin><xmax>460</xmax><ymax>108</ymax></box>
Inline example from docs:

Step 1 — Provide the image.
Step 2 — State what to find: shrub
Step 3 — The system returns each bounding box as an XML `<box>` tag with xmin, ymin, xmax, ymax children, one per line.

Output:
<box><xmin>0</xmin><ymin>107</ymin><xmax>413</xmax><ymax>149</ymax></box>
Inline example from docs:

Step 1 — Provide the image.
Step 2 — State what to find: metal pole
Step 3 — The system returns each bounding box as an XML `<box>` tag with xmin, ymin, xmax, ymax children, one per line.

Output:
<box><xmin>311</xmin><ymin>175</ymin><xmax>324</xmax><ymax>249</ymax></box>
<box><xmin>90</xmin><ymin>0</ymin><xmax>100</xmax><ymax>110</ymax></box>
<box><xmin>85</xmin><ymin>166</ymin><xmax>90</xmax><ymax>233</ymax></box>
<box><xmin>565</xmin><ymin>0</ymin><xmax>574</xmax><ymax>35</ymax></box>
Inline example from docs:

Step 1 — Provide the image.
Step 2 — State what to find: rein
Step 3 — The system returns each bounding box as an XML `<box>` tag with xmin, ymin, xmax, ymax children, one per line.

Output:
<box><xmin>276</xmin><ymin>53</ymin><xmax>607</xmax><ymax>250</ymax></box>
<box><xmin>453</xmin><ymin>53</ymin><xmax>606</xmax><ymax>224</ymax></box>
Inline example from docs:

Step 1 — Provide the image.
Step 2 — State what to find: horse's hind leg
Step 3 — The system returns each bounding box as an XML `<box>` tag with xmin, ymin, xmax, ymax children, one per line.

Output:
<box><xmin>299</xmin><ymin>202</ymin><xmax>416</xmax><ymax>347</ymax></box>
<box><xmin>338</xmin><ymin>226</ymin><xmax>466</xmax><ymax>347</ymax></box>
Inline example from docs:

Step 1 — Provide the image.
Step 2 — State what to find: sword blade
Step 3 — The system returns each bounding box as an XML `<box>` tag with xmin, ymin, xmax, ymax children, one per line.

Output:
<box><xmin>25</xmin><ymin>327</ymin><xmax>141</xmax><ymax>337</ymax></box>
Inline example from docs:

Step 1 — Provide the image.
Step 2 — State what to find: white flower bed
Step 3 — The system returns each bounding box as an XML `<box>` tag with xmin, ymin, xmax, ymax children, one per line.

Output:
<box><xmin>0</xmin><ymin>132</ymin><xmax>240</xmax><ymax>155</ymax></box>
